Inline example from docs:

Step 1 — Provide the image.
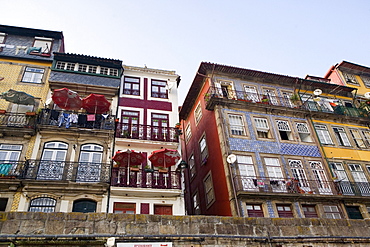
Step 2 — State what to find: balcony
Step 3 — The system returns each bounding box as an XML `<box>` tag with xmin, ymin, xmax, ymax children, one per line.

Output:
<box><xmin>0</xmin><ymin>161</ymin><xmax>25</xmax><ymax>178</ymax></box>
<box><xmin>234</xmin><ymin>176</ymin><xmax>338</xmax><ymax>196</ymax></box>
<box><xmin>37</xmin><ymin>109</ymin><xmax>115</xmax><ymax>131</ymax></box>
<box><xmin>111</xmin><ymin>167</ymin><xmax>181</xmax><ymax>190</ymax></box>
<box><xmin>22</xmin><ymin>160</ymin><xmax>110</xmax><ymax>183</ymax></box>
<box><xmin>0</xmin><ymin>112</ymin><xmax>36</xmax><ymax>136</ymax></box>
<box><xmin>204</xmin><ymin>87</ymin><xmax>370</xmax><ymax>120</ymax></box>
<box><xmin>115</xmin><ymin>123</ymin><xmax>179</xmax><ymax>142</ymax></box>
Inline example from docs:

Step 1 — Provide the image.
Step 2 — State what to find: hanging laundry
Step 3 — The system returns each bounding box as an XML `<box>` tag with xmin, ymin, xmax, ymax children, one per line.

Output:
<box><xmin>87</xmin><ymin>114</ymin><xmax>95</xmax><ymax>121</ymax></box>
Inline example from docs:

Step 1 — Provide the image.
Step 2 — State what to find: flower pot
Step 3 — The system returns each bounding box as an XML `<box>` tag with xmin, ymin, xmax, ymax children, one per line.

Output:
<box><xmin>130</xmin><ymin>167</ymin><xmax>140</xmax><ymax>172</ymax></box>
<box><xmin>25</xmin><ymin>112</ymin><xmax>36</xmax><ymax>116</ymax></box>
<box><xmin>0</xmin><ymin>110</ymin><xmax>6</xmax><ymax>114</ymax></box>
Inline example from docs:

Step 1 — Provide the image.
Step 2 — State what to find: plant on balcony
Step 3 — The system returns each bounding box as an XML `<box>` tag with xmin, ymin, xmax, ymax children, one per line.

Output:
<box><xmin>121</xmin><ymin>131</ymin><xmax>130</xmax><ymax>138</ymax></box>
<box><xmin>158</xmin><ymin>167</ymin><xmax>168</xmax><ymax>173</ymax></box>
<box><xmin>260</xmin><ymin>96</ymin><xmax>270</xmax><ymax>104</ymax></box>
<box><xmin>144</xmin><ymin>165</ymin><xmax>154</xmax><ymax>173</ymax></box>
<box><xmin>130</xmin><ymin>165</ymin><xmax>140</xmax><ymax>172</ymax></box>
<box><xmin>25</xmin><ymin>111</ymin><xmax>36</xmax><ymax>116</ymax></box>
<box><xmin>175</xmin><ymin>123</ymin><xmax>181</xmax><ymax>129</ymax></box>
<box><xmin>290</xmin><ymin>94</ymin><xmax>300</xmax><ymax>103</ymax></box>
<box><xmin>0</xmin><ymin>110</ymin><xmax>6</xmax><ymax>114</ymax></box>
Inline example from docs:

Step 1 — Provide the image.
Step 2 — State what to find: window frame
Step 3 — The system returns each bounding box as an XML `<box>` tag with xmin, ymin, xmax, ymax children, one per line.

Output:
<box><xmin>276</xmin><ymin>119</ymin><xmax>293</xmax><ymax>141</ymax></box>
<box><xmin>185</xmin><ymin>124</ymin><xmax>192</xmax><ymax>142</ymax></box>
<box><xmin>194</xmin><ymin>103</ymin><xmax>203</xmax><ymax>124</ymax></box>
<box><xmin>0</xmin><ymin>32</ymin><xmax>6</xmax><ymax>52</ymax></box>
<box><xmin>350</xmin><ymin>129</ymin><xmax>367</xmax><ymax>149</ymax></box>
<box><xmin>302</xmin><ymin>204</ymin><xmax>318</xmax><ymax>218</ymax></box>
<box><xmin>192</xmin><ymin>191</ymin><xmax>200</xmax><ymax>215</ymax></box>
<box><xmin>228</xmin><ymin>113</ymin><xmax>246</xmax><ymax>136</ymax></box>
<box><xmin>276</xmin><ymin>204</ymin><xmax>294</xmax><ymax>218</ymax></box>
<box><xmin>332</xmin><ymin>127</ymin><xmax>351</xmax><ymax>147</ymax></box>
<box><xmin>21</xmin><ymin>66</ymin><xmax>45</xmax><ymax>84</ymax></box>
<box><xmin>323</xmin><ymin>205</ymin><xmax>342</xmax><ymax>219</ymax></box>
<box><xmin>295</xmin><ymin>122</ymin><xmax>312</xmax><ymax>142</ymax></box>
<box><xmin>203</xmin><ymin>172</ymin><xmax>215</xmax><ymax>207</ymax></box>
<box><xmin>188</xmin><ymin>154</ymin><xmax>196</xmax><ymax>179</ymax></box>
<box><xmin>29</xmin><ymin>197</ymin><xmax>56</xmax><ymax>213</ymax></box>
<box><xmin>113</xmin><ymin>202</ymin><xmax>136</xmax><ymax>214</ymax></box>
<box><xmin>151</xmin><ymin>79</ymin><xmax>168</xmax><ymax>99</ymax></box>
<box><xmin>246</xmin><ymin>203</ymin><xmax>264</xmax><ymax>217</ymax></box>
<box><xmin>315</xmin><ymin>124</ymin><xmax>334</xmax><ymax>145</ymax></box>
<box><xmin>254</xmin><ymin>117</ymin><xmax>271</xmax><ymax>139</ymax></box>
<box><xmin>199</xmin><ymin>135</ymin><xmax>208</xmax><ymax>164</ymax></box>
<box><xmin>31</xmin><ymin>36</ymin><xmax>53</xmax><ymax>55</ymax></box>
<box><xmin>123</xmin><ymin>76</ymin><xmax>140</xmax><ymax>96</ymax></box>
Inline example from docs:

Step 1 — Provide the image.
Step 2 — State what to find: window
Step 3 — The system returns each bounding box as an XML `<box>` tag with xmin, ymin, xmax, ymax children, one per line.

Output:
<box><xmin>237</xmin><ymin>155</ymin><xmax>257</xmax><ymax>190</ymax></box>
<box><xmin>362</xmin><ymin>130</ymin><xmax>370</xmax><ymax>146</ymax></box>
<box><xmin>310</xmin><ymin>161</ymin><xmax>331</xmax><ymax>194</ymax></box>
<box><xmin>302</xmin><ymin>205</ymin><xmax>318</xmax><ymax>218</ymax></box>
<box><xmin>113</xmin><ymin>202</ymin><xmax>135</xmax><ymax>214</ymax></box>
<box><xmin>29</xmin><ymin>197</ymin><xmax>56</xmax><ymax>212</ymax></box>
<box><xmin>0</xmin><ymin>198</ymin><xmax>8</xmax><ymax>211</ymax></box>
<box><xmin>343</xmin><ymin>72</ymin><xmax>359</xmax><ymax>85</ymax></box>
<box><xmin>0</xmin><ymin>144</ymin><xmax>22</xmax><ymax>176</ymax></box>
<box><xmin>348</xmin><ymin>164</ymin><xmax>370</xmax><ymax>195</ymax></box>
<box><xmin>346</xmin><ymin>206</ymin><xmax>363</xmax><ymax>219</ymax></box>
<box><xmin>265</xmin><ymin>157</ymin><xmax>284</xmax><ymax>192</ymax></box>
<box><xmin>151</xmin><ymin>80</ymin><xmax>168</xmax><ymax>98</ymax></box>
<box><xmin>296</xmin><ymin>122</ymin><xmax>312</xmax><ymax>142</ymax></box>
<box><xmin>246</xmin><ymin>204</ymin><xmax>264</xmax><ymax>217</ymax></box>
<box><xmin>215</xmin><ymin>81</ymin><xmax>235</xmax><ymax>99</ymax></box>
<box><xmin>315</xmin><ymin>125</ymin><xmax>333</xmax><ymax>145</ymax></box>
<box><xmin>323</xmin><ymin>205</ymin><xmax>342</xmax><ymax>219</ymax></box>
<box><xmin>32</xmin><ymin>37</ymin><xmax>53</xmax><ymax>55</ymax></box>
<box><xmin>99</xmin><ymin>67</ymin><xmax>118</xmax><ymax>76</ymax></box>
<box><xmin>120</xmin><ymin>110</ymin><xmax>139</xmax><ymax>138</ymax></box>
<box><xmin>350</xmin><ymin>129</ymin><xmax>366</xmax><ymax>148</ymax></box>
<box><xmin>331</xmin><ymin>162</ymin><xmax>353</xmax><ymax>195</ymax></box>
<box><xmin>289</xmin><ymin>159</ymin><xmax>310</xmax><ymax>192</ymax></box>
<box><xmin>199</xmin><ymin>135</ymin><xmax>208</xmax><ymax>164</ymax></box>
<box><xmin>154</xmin><ymin>205</ymin><xmax>173</xmax><ymax>215</ymax></box>
<box><xmin>123</xmin><ymin>77</ymin><xmax>140</xmax><ymax>95</ymax></box>
<box><xmin>276</xmin><ymin>120</ymin><xmax>292</xmax><ymax>140</ymax></box>
<box><xmin>151</xmin><ymin>113</ymin><xmax>169</xmax><ymax>141</ymax></box>
<box><xmin>22</xmin><ymin>67</ymin><xmax>44</xmax><ymax>83</ymax></box>
<box><xmin>88</xmin><ymin>65</ymin><xmax>97</xmax><ymax>73</ymax></box>
<box><xmin>72</xmin><ymin>199</ymin><xmax>97</xmax><ymax>213</ymax></box>
<box><xmin>333</xmin><ymin>127</ymin><xmax>351</xmax><ymax>146</ymax></box>
<box><xmin>204</xmin><ymin>173</ymin><xmax>215</xmax><ymax>206</ymax></box>
<box><xmin>65</xmin><ymin>62</ymin><xmax>76</xmax><ymax>71</ymax></box>
<box><xmin>194</xmin><ymin>103</ymin><xmax>202</xmax><ymax>124</ymax></box>
<box><xmin>254</xmin><ymin>117</ymin><xmax>270</xmax><ymax>138</ymax></box>
<box><xmin>276</xmin><ymin>204</ymin><xmax>293</xmax><ymax>218</ymax></box>
<box><xmin>78</xmin><ymin>64</ymin><xmax>88</xmax><ymax>72</ymax></box>
<box><xmin>37</xmin><ymin>142</ymin><xmax>68</xmax><ymax>180</ymax></box>
<box><xmin>243</xmin><ymin>85</ymin><xmax>259</xmax><ymax>102</ymax></box>
<box><xmin>261</xmin><ymin>88</ymin><xmax>278</xmax><ymax>105</ymax></box>
<box><xmin>185</xmin><ymin>124</ymin><xmax>192</xmax><ymax>142</ymax></box>
<box><xmin>189</xmin><ymin>154</ymin><xmax>196</xmax><ymax>178</ymax></box>
<box><xmin>76</xmin><ymin>144</ymin><xmax>103</xmax><ymax>182</ymax></box>
<box><xmin>229</xmin><ymin>114</ymin><xmax>246</xmax><ymax>136</ymax></box>
<box><xmin>193</xmin><ymin>192</ymin><xmax>200</xmax><ymax>215</ymax></box>
<box><xmin>0</xmin><ymin>32</ymin><xmax>6</xmax><ymax>52</ymax></box>
<box><xmin>361</xmin><ymin>76</ymin><xmax>370</xmax><ymax>88</ymax></box>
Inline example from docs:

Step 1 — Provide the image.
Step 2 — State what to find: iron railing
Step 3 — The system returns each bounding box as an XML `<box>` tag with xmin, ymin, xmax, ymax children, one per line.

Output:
<box><xmin>204</xmin><ymin>87</ymin><xmax>370</xmax><ymax>118</ymax></box>
<box><xmin>0</xmin><ymin>161</ymin><xmax>26</xmax><ymax>178</ymax></box>
<box><xmin>115</xmin><ymin>123</ymin><xmax>179</xmax><ymax>142</ymax></box>
<box><xmin>0</xmin><ymin>112</ymin><xmax>36</xmax><ymax>129</ymax></box>
<box><xmin>22</xmin><ymin>160</ymin><xmax>110</xmax><ymax>183</ymax></box>
<box><xmin>111</xmin><ymin>167</ymin><xmax>181</xmax><ymax>190</ymax></box>
<box><xmin>37</xmin><ymin>109</ymin><xmax>115</xmax><ymax>130</ymax></box>
<box><xmin>234</xmin><ymin>176</ymin><xmax>337</xmax><ymax>195</ymax></box>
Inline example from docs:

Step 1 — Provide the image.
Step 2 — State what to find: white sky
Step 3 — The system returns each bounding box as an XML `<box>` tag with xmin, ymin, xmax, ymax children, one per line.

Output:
<box><xmin>2</xmin><ymin>0</ymin><xmax>370</xmax><ymax>104</ymax></box>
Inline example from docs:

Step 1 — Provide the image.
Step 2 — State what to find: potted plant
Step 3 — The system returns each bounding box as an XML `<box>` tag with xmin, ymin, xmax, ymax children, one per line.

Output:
<box><xmin>158</xmin><ymin>167</ymin><xmax>168</xmax><ymax>173</ymax></box>
<box><xmin>144</xmin><ymin>165</ymin><xmax>154</xmax><ymax>173</ymax></box>
<box><xmin>25</xmin><ymin>111</ymin><xmax>36</xmax><ymax>116</ymax></box>
<box><xmin>290</xmin><ymin>94</ymin><xmax>301</xmax><ymax>105</ymax></box>
<box><xmin>130</xmin><ymin>165</ymin><xmax>140</xmax><ymax>172</ymax></box>
<box><xmin>261</xmin><ymin>96</ymin><xmax>269</xmax><ymax>104</ymax></box>
<box><xmin>0</xmin><ymin>110</ymin><xmax>6</xmax><ymax>114</ymax></box>
<box><xmin>175</xmin><ymin>123</ymin><xmax>181</xmax><ymax>129</ymax></box>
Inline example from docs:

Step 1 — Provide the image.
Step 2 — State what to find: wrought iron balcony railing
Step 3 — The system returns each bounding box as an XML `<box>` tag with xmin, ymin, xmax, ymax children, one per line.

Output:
<box><xmin>22</xmin><ymin>160</ymin><xmax>110</xmax><ymax>183</ymax></box>
<box><xmin>0</xmin><ymin>112</ymin><xmax>36</xmax><ymax>129</ymax></box>
<box><xmin>111</xmin><ymin>167</ymin><xmax>181</xmax><ymax>190</ymax></box>
<box><xmin>0</xmin><ymin>161</ymin><xmax>26</xmax><ymax>178</ymax></box>
<box><xmin>37</xmin><ymin>109</ymin><xmax>115</xmax><ymax>130</ymax></box>
<box><xmin>234</xmin><ymin>176</ymin><xmax>338</xmax><ymax>195</ymax></box>
<box><xmin>115</xmin><ymin>123</ymin><xmax>179</xmax><ymax>142</ymax></box>
<box><xmin>204</xmin><ymin>87</ymin><xmax>370</xmax><ymax>119</ymax></box>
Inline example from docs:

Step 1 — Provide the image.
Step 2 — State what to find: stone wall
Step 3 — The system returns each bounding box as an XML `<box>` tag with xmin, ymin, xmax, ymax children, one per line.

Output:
<box><xmin>1</xmin><ymin>212</ymin><xmax>370</xmax><ymax>246</ymax></box>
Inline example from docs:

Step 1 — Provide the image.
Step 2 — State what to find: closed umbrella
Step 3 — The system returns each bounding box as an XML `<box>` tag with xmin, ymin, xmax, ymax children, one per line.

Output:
<box><xmin>82</xmin><ymin>94</ymin><xmax>110</xmax><ymax>114</ymax></box>
<box><xmin>52</xmin><ymin>88</ymin><xmax>82</xmax><ymax>110</ymax></box>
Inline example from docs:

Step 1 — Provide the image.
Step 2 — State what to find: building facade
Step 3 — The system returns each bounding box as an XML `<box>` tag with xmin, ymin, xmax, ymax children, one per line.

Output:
<box><xmin>110</xmin><ymin>65</ymin><xmax>185</xmax><ymax>215</ymax></box>
<box><xmin>0</xmin><ymin>25</ymin><xmax>64</xmax><ymax>212</ymax></box>
<box><xmin>180</xmin><ymin>62</ymin><xmax>370</xmax><ymax>220</ymax></box>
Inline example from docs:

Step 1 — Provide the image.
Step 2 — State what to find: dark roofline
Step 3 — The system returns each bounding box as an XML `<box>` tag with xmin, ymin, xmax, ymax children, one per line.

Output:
<box><xmin>336</xmin><ymin>61</ymin><xmax>370</xmax><ymax>75</ymax></box>
<box><xmin>53</xmin><ymin>52</ymin><xmax>122</xmax><ymax>68</ymax></box>
<box><xmin>0</xmin><ymin>24</ymin><xmax>63</xmax><ymax>39</ymax></box>
<box><xmin>179</xmin><ymin>62</ymin><xmax>356</xmax><ymax>119</ymax></box>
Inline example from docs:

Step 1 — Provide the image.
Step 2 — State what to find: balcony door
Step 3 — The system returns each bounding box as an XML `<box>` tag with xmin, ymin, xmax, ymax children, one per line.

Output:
<box><xmin>37</xmin><ymin>142</ymin><xmax>68</xmax><ymax>180</ymax></box>
<box><xmin>237</xmin><ymin>155</ymin><xmax>258</xmax><ymax>191</ymax></box>
<box><xmin>121</xmin><ymin>110</ymin><xmax>139</xmax><ymax>138</ymax></box>
<box><xmin>348</xmin><ymin>164</ymin><xmax>370</xmax><ymax>196</ymax></box>
<box><xmin>289</xmin><ymin>159</ymin><xmax>310</xmax><ymax>192</ymax></box>
<box><xmin>0</xmin><ymin>144</ymin><xmax>22</xmax><ymax>176</ymax></box>
<box><xmin>151</xmin><ymin>113</ymin><xmax>168</xmax><ymax>141</ymax></box>
<box><xmin>76</xmin><ymin>144</ymin><xmax>103</xmax><ymax>182</ymax></box>
<box><xmin>331</xmin><ymin>163</ymin><xmax>353</xmax><ymax>195</ymax></box>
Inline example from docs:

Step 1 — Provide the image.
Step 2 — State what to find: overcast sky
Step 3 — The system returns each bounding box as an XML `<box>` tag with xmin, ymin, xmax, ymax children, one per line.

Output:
<box><xmin>2</xmin><ymin>0</ymin><xmax>370</xmax><ymax>104</ymax></box>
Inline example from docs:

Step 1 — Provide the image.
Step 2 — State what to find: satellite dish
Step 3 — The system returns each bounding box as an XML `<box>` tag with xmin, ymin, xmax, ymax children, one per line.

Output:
<box><xmin>227</xmin><ymin>154</ymin><xmax>237</xmax><ymax>164</ymax></box>
<box><xmin>313</xmin><ymin>89</ymin><xmax>322</xmax><ymax>96</ymax></box>
<box><xmin>364</xmin><ymin>92</ymin><xmax>370</xmax><ymax>99</ymax></box>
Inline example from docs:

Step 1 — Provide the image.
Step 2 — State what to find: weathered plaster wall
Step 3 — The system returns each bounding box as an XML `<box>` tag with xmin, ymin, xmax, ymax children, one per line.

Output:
<box><xmin>1</xmin><ymin>212</ymin><xmax>370</xmax><ymax>246</ymax></box>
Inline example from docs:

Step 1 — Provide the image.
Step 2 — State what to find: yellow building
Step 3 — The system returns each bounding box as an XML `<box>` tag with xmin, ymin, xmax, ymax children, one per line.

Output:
<box><xmin>0</xmin><ymin>25</ymin><xmax>64</xmax><ymax>212</ymax></box>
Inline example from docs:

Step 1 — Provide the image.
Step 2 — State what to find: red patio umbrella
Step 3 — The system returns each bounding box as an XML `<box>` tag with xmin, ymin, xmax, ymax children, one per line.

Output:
<box><xmin>148</xmin><ymin>148</ymin><xmax>181</xmax><ymax>168</ymax></box>
<box><xmin>82</xmin><ymin>94</ymin><xmax>110</xmax><ymax>114</ymax></box>
<box><xmin>112</xmin><ymin>149</ymin><xmax>145</xmax><ymax>167</ymax></box>
<box><xmin>52</xmin><ymin>88</ymin><xmax>82</xmax><ymax>110</ymax></box>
